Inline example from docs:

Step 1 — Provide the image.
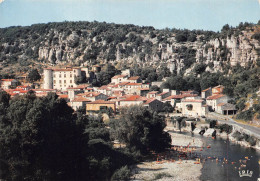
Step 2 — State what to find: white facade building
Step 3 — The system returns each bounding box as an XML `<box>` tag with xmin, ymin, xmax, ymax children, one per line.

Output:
<box><xmin>181</xmin><ymin>99</ymin><xmax>207</xmax><ymax>117</ymax></box>
<box><xmin>43</xmin><ymin>67</ymin><xmax>82</xmax><ymax>91</ymax></box>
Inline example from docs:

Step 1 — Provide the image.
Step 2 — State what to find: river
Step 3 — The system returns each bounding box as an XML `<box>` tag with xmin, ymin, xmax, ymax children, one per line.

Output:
<box><xmin>184</xmin><ymin>133</ymin><xmax>260</xmax><ymax>181</ymax></box>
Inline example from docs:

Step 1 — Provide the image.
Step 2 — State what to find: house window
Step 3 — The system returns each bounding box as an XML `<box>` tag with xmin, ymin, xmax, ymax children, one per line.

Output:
<box><xmin>70</xmin><ymin>74</ymin><xmax>72</xmax><ymax>78</ymax></box>
<box><xmin>53</xmin><ymin>74</ymin><xmax>56</xmax><ymax>78</ymax></box>
<box><xmin>70</xmin><ymin>80</ymin><xmax>72</xmax><ymax>83</ymax></box>
<box><xmin>59</xmin><ymin>74</ymin><xmax>61</xmax><ymax>78</ymax></box>
<box><xmin>100</xmin><ymin>106</ymin><xmax>108</xmax><ymax>111</ymax></box>
<box><xmin>54</xmin><ymin>80</ymin><xmax>56</xmax><ymax>84</ymax></box>
<box><xmin>64</xmin><ymin>80</ymin><xmax>66</xmax><ymax>83</ymax></box>
<box><xmin>59</xmin><ymin>80</ymin><xmax>61</xmax><ymax>83</ymax></box>
<box><xmin>64</xmin><ymin>74</ymin><xmax>66</xmax><ymax>78</ymax></box>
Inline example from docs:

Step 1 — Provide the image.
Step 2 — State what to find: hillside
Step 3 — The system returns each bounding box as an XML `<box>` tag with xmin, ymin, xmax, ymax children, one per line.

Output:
<box><xmin>0</xmin><ymin>20</ymin><xmax>260</xmax><ymax>122</ymax></box>
<box><xmin>0</xmin><ymin>21</ymin><xmax>259</xmax><ymax>74</ymax></box>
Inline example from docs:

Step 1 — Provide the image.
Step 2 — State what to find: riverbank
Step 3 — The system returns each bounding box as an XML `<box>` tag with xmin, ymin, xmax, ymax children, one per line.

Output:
<box><xmin>130</xmin><ymin>130</ymin><xmax>203</xmax><ymax>181</ymax></box>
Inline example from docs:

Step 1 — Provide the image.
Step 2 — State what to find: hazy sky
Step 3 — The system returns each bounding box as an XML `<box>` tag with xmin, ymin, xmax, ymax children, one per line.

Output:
<box><xmin>0</xmin><ymin>0</ymin><xmax>259</xmax><ymax>31</ymax></box>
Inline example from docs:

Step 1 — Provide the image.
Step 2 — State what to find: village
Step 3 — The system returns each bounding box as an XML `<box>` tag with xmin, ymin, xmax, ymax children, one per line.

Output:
<box><xmin>0</xmin><ymin>66</ymin><xmax>237</xmax><ymax>119</ymax></box>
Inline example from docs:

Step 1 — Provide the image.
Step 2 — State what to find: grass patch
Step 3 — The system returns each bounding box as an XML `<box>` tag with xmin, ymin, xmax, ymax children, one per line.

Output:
<box><xmin>233</xmin><ymin>118</ymin><xmax>260</xmax><ymax>128</ymax></box>
<box><xmin>153</xmin><ymin>172</ymin><xmax>172</xmax><ymax>180</ymax></box>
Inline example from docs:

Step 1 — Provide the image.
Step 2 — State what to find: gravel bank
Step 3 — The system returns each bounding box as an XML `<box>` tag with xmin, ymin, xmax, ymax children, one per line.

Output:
<box><xmin>130</xmin><ymin>132</ymin><xmax>203</xmax><ymax>181</ymax></box>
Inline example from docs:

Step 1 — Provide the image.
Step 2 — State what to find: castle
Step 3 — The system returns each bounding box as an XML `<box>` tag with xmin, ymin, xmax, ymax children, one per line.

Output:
<box><xmin>43</xmin><ymin>67</ymin><xmax>83</xmax><ymax>91</ymax></box>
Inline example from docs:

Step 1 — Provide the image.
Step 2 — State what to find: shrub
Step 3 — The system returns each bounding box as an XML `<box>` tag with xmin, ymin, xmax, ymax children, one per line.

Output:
<box><xmin>247</xmin><ymin>136</ymin><xmax>257</xmax><ymax>146</ymax></box>
<box><xmin>236</xmin><ymin>108</ymin><xmax>254</xmax><ymax>121</ymax></box>
<box><xmin>153</xmin><ymin>172</ymin><xmax>172</xmax><ymax>180</ymax></box>
<box><xmin>209</xmin><ymin>120</ymin><xmax>217</xmax><ymax>128</ymax></box>
<box><xmin>232</xmin><ymin>131</ymin><xmax>244</xmax><ymax>141</ymax></box>
<box><xmin>111</xmin><ymin>166</ymin><xmax>131</xmax><ymax>181</ymax></box>
<box><xmin>216</xmin><ymin>124</ymin><xmax>232</xmax><ymax>134</ymax></box>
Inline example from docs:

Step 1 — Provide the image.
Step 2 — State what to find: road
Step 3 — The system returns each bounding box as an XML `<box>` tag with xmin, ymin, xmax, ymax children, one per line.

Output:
<box><xmin>208</xmin><ymin>112</ymin><xmax>260</xmax><ymax>139</ymax></box>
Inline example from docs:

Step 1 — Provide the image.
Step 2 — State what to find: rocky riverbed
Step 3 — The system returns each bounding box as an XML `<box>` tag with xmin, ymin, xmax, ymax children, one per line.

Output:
<box><xmin>130</xmin><ymin>131</ymin><xmax>203</xmax><ymax>181</ymax></box>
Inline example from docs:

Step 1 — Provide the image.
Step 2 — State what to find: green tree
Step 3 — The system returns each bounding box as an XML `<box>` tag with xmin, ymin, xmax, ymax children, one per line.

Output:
<box><xmin>27</xmin><ymin>69</ymin><xmax>41</xmax><ymax>83</ymax></box>
<box><xmin>163</xmin><ymin>102</ymin><xmax>174</xmax><ymax>116</ymax></box>
<box><xmin>110</xmin><ymin>106</ymin><xmax>171</xmax><ymax>155</ymax></box>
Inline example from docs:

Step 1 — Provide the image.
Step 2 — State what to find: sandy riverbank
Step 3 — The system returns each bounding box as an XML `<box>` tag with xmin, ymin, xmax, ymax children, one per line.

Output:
<box><xmin>130</xmin><ymin>131</ymin><xmax>203</xmax><ymax>181</ymax></box>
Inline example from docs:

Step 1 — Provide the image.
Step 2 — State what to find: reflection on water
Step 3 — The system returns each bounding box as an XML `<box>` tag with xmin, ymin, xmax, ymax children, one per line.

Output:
<box><xmin>182</xmin><ymin>132</ymin><xmax>260</xmax><ymax>181</ymax></box>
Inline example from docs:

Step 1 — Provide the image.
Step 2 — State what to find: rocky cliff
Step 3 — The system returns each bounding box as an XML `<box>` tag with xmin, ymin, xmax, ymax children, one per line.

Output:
<box><xmin>0</xmin><ymin>21</ymin><xmax>259</xmax><ymax>74</ymax></box>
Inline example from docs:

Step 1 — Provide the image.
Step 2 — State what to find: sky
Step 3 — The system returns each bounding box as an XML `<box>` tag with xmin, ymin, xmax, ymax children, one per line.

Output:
<box><xmin>0</xmin><ymin>0</ymin><xmax>259</xmax><ymax>31</ymax></box>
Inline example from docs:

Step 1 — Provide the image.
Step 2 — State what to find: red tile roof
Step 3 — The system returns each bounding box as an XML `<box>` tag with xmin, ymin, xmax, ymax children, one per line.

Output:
<box><xmin>53</xmin><ymin>68</ymin><xmax>73</xmax><ymax>71</ymax></box>
<box><xmin>1</xmin><ymin>79</ymin><xmax>15</xmax><ymax>82</ymax></box>
<box><xmin>71</xmin><ymin>97</ymin><xmax>91</xmax><ymax>102</ymax></box>
<box><xmin>138</xmin><ymin>88</ymin><xmax>150</xmax><ymax>91</ymax></box>
<box><xmin>157</xmin><ymin>92</ymin><xmax>169</xmax><ymax>96</ymax></box>
<box><xmin>180</xmin><ymin>91</ymin><xmax>194</xmax><ymax>94</ymax></box>
<box><xmin>183</xmin><ymin>94</ymin><xmax>198</xmax><ymax>98</ymax></box>
<box><xmin>77</xmin><ymin>92</ymin><xmax>101</xmax><ymax>97</ymax></box>
<box><xmin>144</xmin><ymin>98</ymin><xmax>158</xmax><ymax>104</ymax></box>
<box><xmin>217</xmin><ymin>103</ymin><xmax>226</xmax><ymax>106</ymax></box>
<box><xmin>163</xmin><ymin>95</ymin><xmax>184</xmax><ymax>101</ymax></box>
<box><xmin>58</xmin><ymin>94</ymin><xmax>69</xmax><ymax>99</ymax></box>
<box><xmin>207</xmin><ymin>94</ymin><xmax>225</xmax><ymax>100</ymax></box>
<box><xmin>32</xmin><ymin>89</ymin><xmax>56</xmax><ymax>92</ymax></box>
<box><xmin>201</xmin><ymin>87</ymin><xmax>211</xmax><ymax>92</ymax></box>
<box><xmin>128</xmin><ymin>76</ymin><xmax>140</xmax><ymax>80</ymax></box>
<box><xmin>87</xmin><ymin>100</ymin><xmax>115</xmax><ymax>104</ymax></box>
<box><xmin>112</xmin><ymin>74</ymin><xmax>128</xmax><ymax>79</ymax></box>
<box><xmin>126</xmin><ymin>83</ymin><xmax>142</xmax><ymax>86</ymax></box>
<box><xmin>121</xmin><ymin>95</ymin><xmax>146</xmax><ymax>101</ymax></box>
<box><xmin>147</xmin><ymin>91</ymin><xmax>158</xmax><ymax>94</ymax></box>
<box><xmin>182</xmin><ymin>99</ymin><xmax>203</xmax><ymax>103</ymax></box>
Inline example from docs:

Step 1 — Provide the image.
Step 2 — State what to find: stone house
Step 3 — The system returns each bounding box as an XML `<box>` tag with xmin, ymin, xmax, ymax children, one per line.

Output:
<box><xmin>67</xmin><ymin>87</ymin><xmax>85</xmax><ymax>100</ymax></box>
<box><xmin>181</xmin><ymin>99</ymin><xmax>207</xmax><ymax>117</ymax></box>
<box><xmin>76</xmin><ymin>92</ymin><xmax>108</xmax><ymax>102</ymax></box>
<box><xmin>216</xmin><ymin>103</ymin><xmax>237</xmax><ymax>115</ymax></box>
<box><xmin>124</xmin><ymin>83</ymin><xmax>143</xmax><ymax>94</ymax></box>
<box><xmin>136</xmin><ymin>87</ymin><xmax>150</xmax><ymax>96</ymax></box>
<box><xmin>70</xmin><ymin>97</ymin><xmax>91</xmax><ymax>111</ymax></box>
<box><xmin>147</xmin><ymin>91</ymin><xmax>159</xmax><ymax>98</ymax></box>
<box><xmin>143</xmin><ymin>98</ymin><xmax>165</xmax><ymax>112</ymax></box>
<box><xmin>86</xmin><ymin>100</ymin><xmax>116</xmax><ymax>112</ymax></box>
<box><xmin>156</xmin><ymin>92</ymin><xmax>171</xmax><ymax>101</ymax></box>
<box><xmin>96</xmin><ymin>85</ymin><xmax>112</xmax><ymax>96</ymax></box>
<box><xmin>201</xmin><ymin>87</ymin><xmax>212</xmax><ymax>99</ymax></box>
<box><xmin>119</xmin><ymin>95</ymin><xmax>147</xmax><ymax>107</ymax></box>
<box><xmin>206</xmin><ymin>94</ymin><xmax>229</xmax><ymax>111</ymax></box>
<box><xmin>162</xmin><ymin>95</ymin><xmax>183</xmax><ymax>107</ymax></box>
<box><xmin>111</xmin><ymin>75</ymin><xmax>128</xmax><ymax>84</ymax></box>
<box><xmin>127</xmin><ymin>76</ymin><xmax>141</xmax><ymax>83</ymax></box>
<box><xmin>0</xmin><ymin>79</ymin><xmax>19</xmax><ymax>89</ymax></box>
<box><xmin>212</xmin><ymin>85</ymin><xmax>224</xmax><ymax>95</ymax></box>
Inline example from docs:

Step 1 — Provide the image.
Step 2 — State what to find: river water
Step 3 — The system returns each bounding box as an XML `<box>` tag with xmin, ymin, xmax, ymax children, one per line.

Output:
<box><xmin>184</xmin><ymin>133</ymin><xmax>260</xmax><ymax>181</ymax></box>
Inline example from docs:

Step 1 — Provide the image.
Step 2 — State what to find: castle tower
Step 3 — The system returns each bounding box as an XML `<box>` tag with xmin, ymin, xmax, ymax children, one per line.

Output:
<box><xmin>43</xmin><ymin>69</ymin><xmax>53</xmax><ymax>89</ymax></box>
<box><xmin>73</xmin><ymin>68</ymin><xmax>81</xmax><ymax>77</ymax></box>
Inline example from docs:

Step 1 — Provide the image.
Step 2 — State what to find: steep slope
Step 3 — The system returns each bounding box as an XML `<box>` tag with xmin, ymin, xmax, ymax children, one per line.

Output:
<box><xmin>0</xmin><ymin>21</ymin><xmax>259</xmax><ymax>75</ymax></box>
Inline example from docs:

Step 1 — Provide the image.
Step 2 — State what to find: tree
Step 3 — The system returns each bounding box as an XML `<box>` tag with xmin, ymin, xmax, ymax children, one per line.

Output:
<box><xmin>194</xmin><ymin>63</ymin><xmax>206</xmax><ymax>74</ymax></box>
<box><xmin>149</xmin><ymin>85</ymin><xmax>160</xmax><ymax>92</ymax></box>
<box><xmin>163</xmin><ymin>102</ymin><xmax>174</xmax><ymax>116</ymax></box>
<box><xmin>161</xmin><ymin>75</ymin><xmax>186</xmax><ymax>91</ymax></box>
<box><xmin>0</xmin><ymin>92</ymin><xmax>136</xmax><ymax>180</ymax></box>
<box><xmin>27</xmin><ymin>69</ymin><xmax>41</xmax><ymax>83</ymax></box>
<box><xmin>0</xmin><ymin>93</ymin><xmax>85</xmax><ymax>180</ymax></box>
<box><xmin>110</xmin><ymin>106</ymin><xmax>171</xmax><ymax>155</ymax></box>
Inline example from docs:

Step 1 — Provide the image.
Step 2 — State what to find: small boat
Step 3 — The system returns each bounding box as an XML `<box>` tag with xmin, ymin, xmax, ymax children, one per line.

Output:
<box><xmin>207</xmin><ymin>145</ymin><xmax>211</xmax><ymax>149</ymax></box>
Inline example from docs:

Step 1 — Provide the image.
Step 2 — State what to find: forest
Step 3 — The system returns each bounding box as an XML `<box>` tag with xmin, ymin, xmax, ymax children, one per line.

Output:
<box><xmin>0</xmin><ymin>91</ymin><xmax>171</xmax><ymax>180</ymax></box>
